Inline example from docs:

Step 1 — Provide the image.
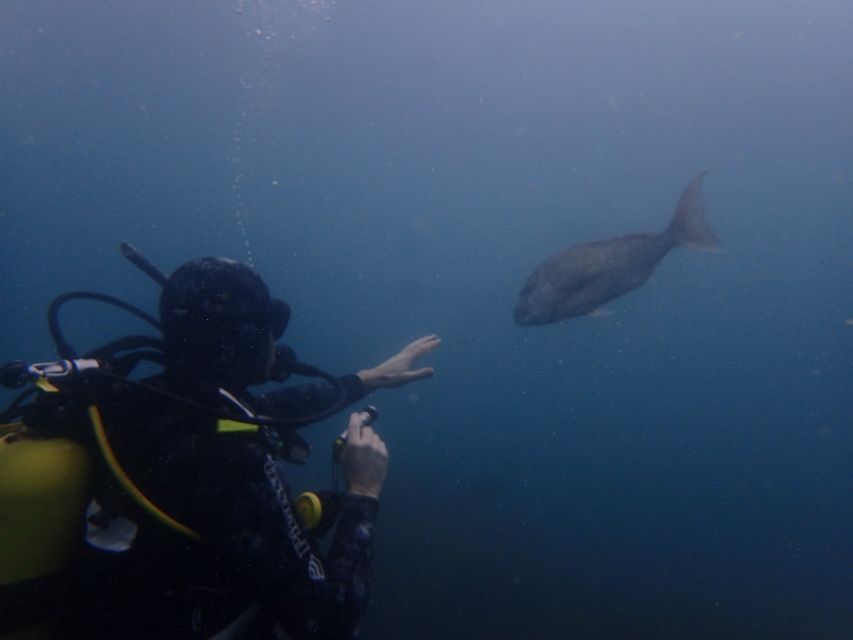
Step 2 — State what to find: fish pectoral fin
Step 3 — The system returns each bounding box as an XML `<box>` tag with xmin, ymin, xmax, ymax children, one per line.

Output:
<box><xmin>586</xmin><ymin>308</ymin><xmax>613</xmax><ymax>318</ymax></box>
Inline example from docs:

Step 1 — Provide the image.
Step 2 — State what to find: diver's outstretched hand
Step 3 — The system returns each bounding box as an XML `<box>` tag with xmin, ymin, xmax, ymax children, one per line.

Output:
<box><xmin>357</xmin><ymin>334</ymin><xmax>441</xmax><ymax>391</ymax></box>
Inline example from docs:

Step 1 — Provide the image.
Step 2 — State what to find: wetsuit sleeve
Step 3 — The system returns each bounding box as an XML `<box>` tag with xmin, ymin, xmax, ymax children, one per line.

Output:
<box><xmin>191</xmin><ymin>438</ymin><xmax>378</xmax><ymax>639</ymax></box>
<box><xmin>255</xmin><ymin>374</ymin><xmax>367</xmax><ymax>426</ymax></box>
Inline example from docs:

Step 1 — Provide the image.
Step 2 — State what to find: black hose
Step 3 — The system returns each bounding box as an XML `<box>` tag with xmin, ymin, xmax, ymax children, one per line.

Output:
<box><xmin>95</xmin><ymin>368</ymin><xmax>348</xmax><ymax>428</ymax></box>
<box><xmin>84</xmin><ymin>335</ymin><xmax>165</xmax><ymax>360</ymax></box>
<box><xmin>48</xmin><ymin>292</ymin><xmax>161</xmax><ymax>359</ymax></box>
<box><xmin>0</xmin><ymin>388</ymin><xmax>36</xmax><ymax>422</ymax></box>
<box><xmin>112</xmin><ymin>350</ymin><xmax>165</xmax><ymax>376</ymax></box>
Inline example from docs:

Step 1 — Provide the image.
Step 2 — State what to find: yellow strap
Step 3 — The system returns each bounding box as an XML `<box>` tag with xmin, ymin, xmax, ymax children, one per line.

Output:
<box><xmin>35</xmin><ymin>378</ymin><xmax>59</xmax><ymax>393</ymax></box>
<box><xmin>88</xmin><ymin>405</ymin><xmax>202</xmax><ymax>542</ymax></box>
<box><xmin>216</xmin><ymin>419</ymin><xmax>259</xmax><ymax>434</ymax></box>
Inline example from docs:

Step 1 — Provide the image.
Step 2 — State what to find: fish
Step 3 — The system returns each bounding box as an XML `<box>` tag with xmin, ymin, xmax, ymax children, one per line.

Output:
<box><xmin>514</xmin><ymin>172</ymin><xmax>720</xmax><ymax>326</ymax></box>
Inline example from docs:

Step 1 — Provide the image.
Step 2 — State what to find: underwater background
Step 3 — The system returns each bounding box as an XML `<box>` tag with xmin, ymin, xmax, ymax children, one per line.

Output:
<box><xmin>1</xmin><ymin>1</ymin><xmax>851</xmax><ymax>638</ymax></box>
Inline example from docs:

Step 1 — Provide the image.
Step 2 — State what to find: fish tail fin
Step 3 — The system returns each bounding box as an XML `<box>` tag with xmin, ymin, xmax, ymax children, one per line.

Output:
<box><xmin>667</xmin><ymin>171</ymin><xmax>721</xmax><ymax>252</ymax></box>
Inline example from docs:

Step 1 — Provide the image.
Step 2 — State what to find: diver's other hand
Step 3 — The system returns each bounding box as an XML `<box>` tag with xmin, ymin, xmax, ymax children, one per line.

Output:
<box><xmin>356</xmin><ymin>334</ymin><xmax>441</xmax><ymax>391</ymax></box>
<box><xmin>342</xmin><ymin>411</ymin><xmax>388</xmax><ymax>500</ymax></box>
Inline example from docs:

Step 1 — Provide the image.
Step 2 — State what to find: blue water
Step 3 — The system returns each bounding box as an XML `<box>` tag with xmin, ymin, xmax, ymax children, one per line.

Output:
<box><xmin>2</xmin><ymin>1</ymin><xmax>851</xmax><ymax>637</ymax></box>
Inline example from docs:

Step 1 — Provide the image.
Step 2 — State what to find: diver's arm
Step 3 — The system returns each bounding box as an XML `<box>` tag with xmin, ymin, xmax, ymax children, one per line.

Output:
<box><xmin>317</xmin><ymin>494</ymin><xmax>379</xmax><ymax>636</ymax></box>
<box><xmin>194</xmin><ymin>434</ymin><xmax>379</xmax><ymax>639</ymax></box>
<box><xmin>256</xmin><ymin>334</ymin><xmax>440</xmax><ymax>422</ymax></box>
<box><xmin>256</xmin><ymin>374</ymin><xmax>367</xmax><ymax>425</ymax></box>
<box><xmin>308</xmin><ymin>413</ymin><xmax>387</xmax><ymax>637</ymax></box>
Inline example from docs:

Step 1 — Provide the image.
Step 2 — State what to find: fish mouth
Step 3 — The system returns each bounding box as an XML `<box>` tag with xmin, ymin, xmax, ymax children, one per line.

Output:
<box><xmin>514</xmin><ymin>302</ymin><xmax>554</xmax><ymax>326</ymax></box>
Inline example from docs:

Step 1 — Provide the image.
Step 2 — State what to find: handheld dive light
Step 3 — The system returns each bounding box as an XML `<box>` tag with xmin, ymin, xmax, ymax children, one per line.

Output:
<box><xmin>296</xmin><ymin>405</ymin><xmax>379</xmax><ymax>536</ymax></box>
<box><xmin>332</xmin><ymin>405</ymin><xmax>378</xmax><ymax>464</ymax></box>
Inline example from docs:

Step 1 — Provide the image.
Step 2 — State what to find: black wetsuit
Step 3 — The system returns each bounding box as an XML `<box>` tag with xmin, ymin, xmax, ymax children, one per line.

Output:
<box><xmin>65</xmin><ymin>373</ymin><xmax>377</xmax><ymax>640</ymax></box>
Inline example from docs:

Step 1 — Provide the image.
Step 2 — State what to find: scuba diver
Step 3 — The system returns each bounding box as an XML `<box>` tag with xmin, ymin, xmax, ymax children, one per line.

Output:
<box><xmin>0</xmin><ymin>245</ymin><xmax>440</xmax><ymax>639</ymax></box>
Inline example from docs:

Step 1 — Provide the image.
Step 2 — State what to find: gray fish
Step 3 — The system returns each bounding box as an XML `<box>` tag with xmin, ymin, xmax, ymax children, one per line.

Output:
<box><xmin>514</xmin><ymin>173</ymin><xmax>720</xmax><ymax>326</ymax></box>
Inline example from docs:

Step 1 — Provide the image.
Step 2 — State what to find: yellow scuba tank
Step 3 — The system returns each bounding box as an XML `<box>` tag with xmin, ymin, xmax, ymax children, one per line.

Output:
<box><xmin>0</xmin><ymin>425</ymin><xmax>91</xmax><ymax>586</ymax></box>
